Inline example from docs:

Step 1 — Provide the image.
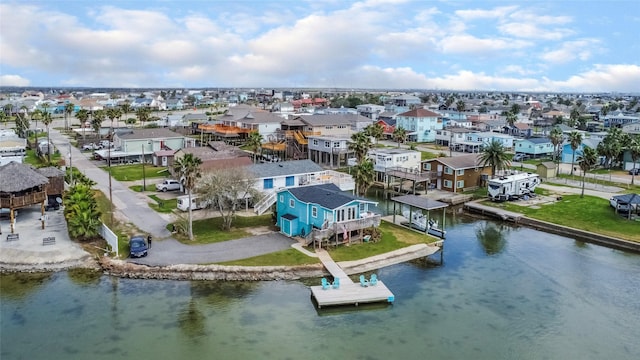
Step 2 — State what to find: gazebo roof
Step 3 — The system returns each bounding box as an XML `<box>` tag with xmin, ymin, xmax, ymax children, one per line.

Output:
<box><xmin>0</xmin><ymin>162</ymin><xmax>49</xmax><ymax>193</ymax></box>
<box><xmin>37</xmin><ymin>166</ymin><xmax>65</xmax><ymax>178</ymax></box>
<box><xmin>391</xmin><ymin>195</ymin><xmax>449</xmax><ymax>210</ymax></box>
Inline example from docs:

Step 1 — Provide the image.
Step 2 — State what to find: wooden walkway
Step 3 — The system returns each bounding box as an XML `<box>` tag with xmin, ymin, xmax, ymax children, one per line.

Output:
<box><xmin>464</xmin><ymin>201</ymin><xmax>524</xmax><ymax>222</ymax></box>
<box><xmin>310</xmin><ymin>250</ymin><xmax>395</xmax><ymax>308</ymax></box>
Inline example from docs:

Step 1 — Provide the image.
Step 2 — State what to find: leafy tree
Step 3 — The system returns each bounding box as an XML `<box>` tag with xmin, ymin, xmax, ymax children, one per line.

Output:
<box><xmin>364</xmin><ymin>123</ymin><xmax>384</xmax><ymax>145</ymax></box>
<box><xmin>569</xmin><ymin>131</ymin><xmax>583</xmax><ymax>176</ymax></box>
<box><xmin>392</xmin><ymin>126</ymin><xmax>408</xmax><ymax>148</ymax></box>
<box><xmin>352</xmin><ymin>158</ymin><xmax>375</xmax><ymax>196</ymax></box>
<box><xmin>349</xmin><ymin>131</ymin><xmax>373</xmax><ymax>163</ymax></box>
<box><xmin>510</xmin><ymin>103</ymin><xmax>521</xmax><ymax>115</ymax></box>
<box><xmin>15</xmin><ymin>106</ymin><xmax>30</xmax><ymax>137</ymax></box>
<box><xmin>173</xmin><ymin>154</ymin><xmax>202</xmax><ymax>240</ymax></box>
<box><xmin>623</xmin><ymin>134</ymin><xmax>640</xmax><ymax>185</ymax></box>
<box><xmin>456</xmin><ymin>100</ymin><xmax>465</xmax><ymax>119</ymax></box>
<box><xmin>577</xmin><ymin>146</ymin><xmax>598</xmax><ymax>198</ymax></box>
<box><xmin>63</xmin><ymin>184</ymin><xmax>101</xmax><ymax>241</ymax></box>
<box><xmin>0</xmin><ymin>111</ymin><xmax>7</xmax><ymax>128</ymax></box>
<box><xmin>198</xmin><ymin>167</ymin><xmax>261</xmax><ymax>231</ymax></box>
<box><xmin>246</xmin><ymin>131</ymin><xmax>263</xmax><ymax>163</ymax></box>
<box><xmin>600</xmin><ymin>104</ymin><xmax>610</xmax><ymax>117</ymax></box>
<box><xmin>569</xmin><ymin>107</ymin><xmax>580</xmax><ymax>128</ymax></box>
<box><xmin>478</xmin><ymin>140</ymin><xmax>511</xmax><ymax>177</ymax></box>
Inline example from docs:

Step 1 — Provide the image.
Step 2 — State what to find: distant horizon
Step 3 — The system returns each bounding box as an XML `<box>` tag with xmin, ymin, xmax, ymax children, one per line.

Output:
<box><xmin>1</xmin><ymin>1</ymin><xmax>638</xmax><ymax>92</ymax></box>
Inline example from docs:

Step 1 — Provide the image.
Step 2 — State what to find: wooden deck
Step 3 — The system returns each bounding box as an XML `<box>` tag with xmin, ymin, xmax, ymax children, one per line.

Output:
<box><xmin>310</xmin><ymin>250</ymin><xmax>395</xmax><ymax>308</ymax></box>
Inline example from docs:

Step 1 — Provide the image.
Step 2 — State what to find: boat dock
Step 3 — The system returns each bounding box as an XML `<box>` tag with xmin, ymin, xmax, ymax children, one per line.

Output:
<box><xmin>310</xmin><ymin>250</ymin><xmax>395</xmax><ymax>308</ymax></box>
<box><xmin>464</xmin><ymin>201</ymin><xmax>523</xmax><ymax>222</ymax></box>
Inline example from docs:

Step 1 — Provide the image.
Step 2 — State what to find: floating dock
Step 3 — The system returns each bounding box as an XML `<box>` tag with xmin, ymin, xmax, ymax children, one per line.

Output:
<box><xmin>310</xmin><ymin>250</ymin><xmax>395</xmax><ymax>308</ymax></box>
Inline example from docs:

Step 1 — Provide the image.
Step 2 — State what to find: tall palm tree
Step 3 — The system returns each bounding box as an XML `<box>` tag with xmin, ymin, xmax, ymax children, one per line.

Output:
<box><xmin>456</xmin><ymin>100</ymin><xmax>465</xmax><ymax>122</ymax></box>
<box><xmin>392</xmin><ymin>126</ymin><xmax>408</xmax><ymax>148</ymax></box>
<box><xmin>106</xmin><ymin>107</ymin><xmax>121</xmax><ymax>132</ymax></box>
<box><xmin>136</xmin><ymin>107</ymin><xmax>150</xmax><ymax>128</ymax></box>
<box><xmin>76</xmin><ymin>109</ymin><xmax>90</xmax><ymax>142</ymax></box>
<box><xmin>364</xmin><ymin>123</ymin><xmax>384</xmax><ymax>145</ymax></box>
<box><xmin>569</xmin><ymin>131</ymin><xmax>583</xmax><ymax>176</ymax></box>
<box><xmin>569</xmin><ymin>107</ymin><xmax>580</xmax><ymax>128</ymax></box>
<box><xmin>506</xmin><ymin>112</ymin><xmax>518</xmax><ymax>128</ymax></box>
<box><xmin>120</xmin><ymin>101</ymin><xmax>131</xmax><ymax>127</ymax></box>
<box><xmin>173</xmin><ymin>154</ymin><xmax>203</xmax><ymax>240</ymax></box>
<box><xmin>577</xmin><ymin>146</ymin><xmax>598</xmax><ymax>198</ymax></box>
<box><xmin>41</xmin><ymin>111</ymin><xmax>53</xmax><ymax>163</ymax></box>
<box><xmin>349</xmin><ymin>131</ymin><xmax>373</xmax><ymax>163</ymax></box>
<box><xmin>92</xmin><ymin>109</ymin><xmax>106</xmax><ymax>134</ymax></box>
<box><xmin>64</xmin><ymin>103</ymin><xmax>75</xmax><ymax>131</ymax></box>
<box><xmin>549</xmin><ymin>126</ymin><xmax>564</xmax><ymax>175</ymax></box>
<box><xmin>623</xmin><ymin>134</ymin><xmax>640</xmax><ymax>185</ymax></box>
<box><xmin>478</xmin><ymin>139</ymin><xmax>511</xmax><ymax>177</ymax></box>
<box><xmin>31</xmin><ymin>109</ymin><xmax>43</xmax><ymax>146</ymax></box>
<box><xmin>352</xmin><ymin>158</ymin><xmax>375</xmax><ymax>196</ymax></box>
<box><xmin>246</xmin><ymin>131</ymin><xmax>263</xmax><ymax>163</ymax></box>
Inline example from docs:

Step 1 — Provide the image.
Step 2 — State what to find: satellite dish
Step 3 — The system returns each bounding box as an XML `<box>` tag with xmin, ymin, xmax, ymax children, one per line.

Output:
<box><xmin>56</xmin><ymin>197</ymin><xmax>63</xmax><ymax>204</ymax></box>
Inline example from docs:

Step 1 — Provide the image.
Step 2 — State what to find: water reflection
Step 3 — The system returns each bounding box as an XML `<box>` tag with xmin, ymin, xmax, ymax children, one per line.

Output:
<box><xmin>67</xmin><ymin>268</ymin><xmax>102</xmax><ymax>286</ymax></box>
<box><xmin>475</xmin><ymin>221</ymin><xmax>510</xmax><ymax>255</ymax></box>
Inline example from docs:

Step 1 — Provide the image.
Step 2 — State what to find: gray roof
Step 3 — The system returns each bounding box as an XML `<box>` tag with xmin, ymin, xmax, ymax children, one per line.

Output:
<box><xmin>37</xmin><ymin>167</ymin><xmax>65</xmax><ymax>178</ymax></box>
<box><xmin>611</xmin><ymin>193</ymin><xmax>640</xmax><ymax>205</ymax></box>
<box><xmin>287</xmin><ymin>183</ymin><xmax>362</xmax><ymax>210</ymax></box>
<box><xmin>220</xmin><ymin>106</ymin><xmax>283</xmax><ymax>124</ymax></box>
<box><xmin>391</xmin><ymin>195</ymin><xmax>448</xmax><ymax>210</ymax></box>
<box><xmin>248</xmin><ymin>159</ymin><xmax>323</xmax><ymax>178</ymax></box>
<box><xmin>525</xmin><ymin>137</ymin><xmax>552</xmax><ymax>144</ymax></box>
<box><xmin>296</xmin><ymin>114</ymin><xmax>369</xmax><ymax>126</ymax></box>
<box><xmin>117</xmin><ymin>128</ymin><xmax>183</xmax><ymax>140</ymax></box>
<box><xmin>431</xmin><ymin>154</ymin><xmax>486</xmax><ymax>170</ymax></box>
<box><xmin>0</xmin><ymin>162</ymin><xmax>49</xmax><ymax>193</ymax></box>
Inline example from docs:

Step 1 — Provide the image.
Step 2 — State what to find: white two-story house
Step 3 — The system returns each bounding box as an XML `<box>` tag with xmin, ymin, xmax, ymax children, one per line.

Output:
<box><xmin>368</xmin><ymin>148</ymin><xmax>421</xmax><ymax>182</ymax></box>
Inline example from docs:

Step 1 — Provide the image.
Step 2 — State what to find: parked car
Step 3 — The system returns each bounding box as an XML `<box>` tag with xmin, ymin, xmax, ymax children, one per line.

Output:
<box><xmin>512</xmin><ymin>153</ymin><xmax>529</xmax><ymax>162</ymax></box>
<box><xmin>155</xmin><ymin>179</ymin><xmax>181</xmax><ymax>192</ymax></box>
<box><xmin>629</xmin><ymin>168</ymin><xmax>640</xmax><ymax>175</ymax></box>
<box><xmin>129</xmin><ymin>235</ymin><xmax>148</xmax><ymax>258</ymax></box>
<box><xmin>82</xmin><ymin>143</ymin><xmax>102</xmax><ymax>151</ymax></box>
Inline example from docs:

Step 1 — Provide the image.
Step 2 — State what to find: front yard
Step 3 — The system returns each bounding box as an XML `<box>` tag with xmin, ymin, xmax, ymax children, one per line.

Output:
<box><xmin>101</xmin><ymin>164</ymin><xmax>169</xmax><ymax>181</ymax></box>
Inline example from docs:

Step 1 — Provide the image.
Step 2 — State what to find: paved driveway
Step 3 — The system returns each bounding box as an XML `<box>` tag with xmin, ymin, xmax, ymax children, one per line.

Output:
<box><xmin>129</xmin><ymin>232</ymin><xmax>297</xmax><ymax>266</ymax></box>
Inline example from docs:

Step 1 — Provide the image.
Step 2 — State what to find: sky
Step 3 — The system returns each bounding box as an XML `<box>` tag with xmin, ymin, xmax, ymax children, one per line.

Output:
<box><xmin>1</xmin><ymin>0</ymin><xmax>639</xmax><ymax>92</ymax></box>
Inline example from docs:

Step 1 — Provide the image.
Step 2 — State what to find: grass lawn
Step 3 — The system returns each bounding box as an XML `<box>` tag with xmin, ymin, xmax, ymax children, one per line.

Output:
<box><xmin>129</xmin><ymin>185</ymin><xmax>143</xmax><ymax>192</ymax></box>
<box><xmin>101</xmin><ymin>164</ymin><xmax>169</xmax><ymax>181</ymax></box>
<box><xmin>24</xmin><ymin>149</ymin><xmax>62</xmax><ymax>167</ymax></box>
<box><xmin>174</xmin><ymin>214</ymin><xmax>275</xmax><ymax>245</ymax></box>
<box><xmin>148</xmin><ymin>195</ymin><xmax>177</xmax><ymax>213</ymax></box>
<box><xmin>94</xmin><ymin>190</ymin><xmax>130</xmax><ymax>257</ymax></box>
<box><xmin>220</xmin><ymin>249</ymin><xmax>322</xmax><ymax>266</ymax></box>
<box><xmin>553</xmin><ymin>174</ymin><xmax>640</xmax><ymax>193</ymax></box>
<box><xmin>421</xmin><ymin>151</ymin><xmax>438</xmax><ymax>161</ymax></box>
<box><xmin>495</xmin><ymin>194</ymin><xmax>640</xmax><ymax>242</ymax></box>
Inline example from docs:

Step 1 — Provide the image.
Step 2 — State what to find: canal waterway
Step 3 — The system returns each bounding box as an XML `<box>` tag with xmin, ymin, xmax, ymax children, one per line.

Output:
<box><xmin>2</xmin><ymin>217</ymin><xmax>639</xmax><ymax>360</ymax></box>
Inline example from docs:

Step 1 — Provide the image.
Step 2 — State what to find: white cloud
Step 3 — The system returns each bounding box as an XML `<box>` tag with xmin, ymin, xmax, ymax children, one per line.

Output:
<box><xmin>540</xmin><ymin>39</ymin><xmax>602</xmax><ymax>64</ymax></box>
<box><xmin>438</xmin><ymin>34</ymin><xmax>531</xmax><ymax>54</ymax></box>
<box><xmin>545</xmin><ymin>64</ymin><xmax>640</xmax><ymax>92</ymax></box>
<box><xmin>455</xmin><ymin>6</ymin><xmax>518</xmax><ymax>20</ymax></box>
<box><xmin>0</xmin><ymin>74</ymin><xmax>30</xmax><ymax>87</ymax></box>
<box><xmin>498</xmin><ymin>23</ymin><xmax>574</xmax><ymax>40</ymax></box>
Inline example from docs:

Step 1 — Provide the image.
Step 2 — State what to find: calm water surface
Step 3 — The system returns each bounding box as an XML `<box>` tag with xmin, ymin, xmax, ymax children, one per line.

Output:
<box><xmin>2</xmin><ymin>217</ymin><xmax>639</xmax><ymax>360</ymax></box>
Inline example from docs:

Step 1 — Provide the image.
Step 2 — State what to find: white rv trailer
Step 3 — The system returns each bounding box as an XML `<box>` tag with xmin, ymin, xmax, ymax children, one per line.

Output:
<box><xmin>487</xmin><ymin>172</ymin><xmax>540</xmax><ymax>202</ymax></box>
<box><xmin>176</xmin><ymin>195</ymin><xmax>210</xmax><ymax>211</ymax></box>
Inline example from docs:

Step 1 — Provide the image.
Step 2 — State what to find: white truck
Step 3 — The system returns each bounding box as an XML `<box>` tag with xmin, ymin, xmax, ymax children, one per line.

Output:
<box><xmin>487</xmin><ymin>172</ymin><xmax>540</xmax><ymax>202</ymax></box>
<box><xmin>176</xmin><ymin>195</ymin><xmax>210</xmax><ymax>211</ymax></box>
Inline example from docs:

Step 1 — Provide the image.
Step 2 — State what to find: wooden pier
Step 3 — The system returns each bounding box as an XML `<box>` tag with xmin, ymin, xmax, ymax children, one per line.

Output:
<box><xmin>464</xmin><ymin>201</ymin><xmax>523</xmax><ymax>222</ymax></box>
<box><xmin>310</xmin><ymin>250</ymin><xmax>395</xmax><ymax>308</ymax></box>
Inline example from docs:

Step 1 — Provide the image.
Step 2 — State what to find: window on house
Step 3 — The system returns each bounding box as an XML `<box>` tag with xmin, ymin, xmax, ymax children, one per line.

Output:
<box><xmin>325</xmin><ymin>126</ymin><xmax>333</xmax><ymax>130</ymax></box>
<box><xmin>313</xmin><ymin>139</ymin><xmax>318</xmax><ymax>146</ymax></box>
<box><xmin>359</xmin><ymin>203</ymin><xmax>365</xmax><ymax>213</ymax></box>
<box><xmin>279</xmin><ymin>195</ymin><xmax>284</xmax><ymax>203</ymax></box>
<box><xmin>289</xmin><ymin>199</ymin><xmax>294</xmax><ymax>208</ymax></box>
<box><xmin>333</xmin><ymin>142</ymin><xmax>340</xmax><ymax>148</ymax></box>
<box><xmin>456</xmin><ymin>169</ymin><xmax>464</xmax><ymax>175</ymax></box>
<box><xmin>444</xmin><ymin>180</ymin><xmax>452</xmax><ymax>188</ymax></box>
<box><xmin>444</xmin><ymin>167</ymin><xmax>453</xmax><ymax>175</ymax></box>
<box><xmin>457</xmin><ymin>180</ymin><xmax>464</xmax><ymax>188</ymax></box>
<box><xmin>264</xmin><ymin>178</ymin><xmax>274</xmax><ymax>189</ymax></box>
<box><xmin>324</xmin><ymin>141</ymin><xmax>330</xmax><ymax>148</ymax></box>
<box><xmin>285</xmin><ymin>176</ymin><xmax>294</xmax><ymax>186</ymax></box>
<box><xmin>312</xmin><ymin>206</ymin><xmax>317</xmax><ymax>218</ymax></box>
<box><xmin>424</xmin><ymin>163</ymin><xmax>431</xmax><ymax>171</ymax></box>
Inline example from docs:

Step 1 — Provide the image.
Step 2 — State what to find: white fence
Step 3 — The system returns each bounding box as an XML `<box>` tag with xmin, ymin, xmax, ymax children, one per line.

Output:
<box><xmin>100</xmin><ymin>223</ymin><xmax>119</xmax><ymax>258</ymax></box>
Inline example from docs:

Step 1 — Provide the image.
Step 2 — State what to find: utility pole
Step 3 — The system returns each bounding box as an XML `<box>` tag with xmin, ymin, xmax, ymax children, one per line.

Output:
<box><xmin>68</xmin><ymin>143</ymin><xmax>73</xmax><ymax>185</ymax></box>
<box><xmin>108</xmin><ymin>129</ymin><xmax>113</xmax><ymax>226</ymax></box>
<box><xmin>142</xmin><ymin>144</ymin><xmax>146</xmax><ymax>192</ymax></box>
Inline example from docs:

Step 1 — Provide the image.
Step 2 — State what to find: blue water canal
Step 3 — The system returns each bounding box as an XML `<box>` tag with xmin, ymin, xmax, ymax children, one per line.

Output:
<box><xmin>2</xmin><ymin>216</ymin><xmax>639</xmax><ymax>359</ymax></box>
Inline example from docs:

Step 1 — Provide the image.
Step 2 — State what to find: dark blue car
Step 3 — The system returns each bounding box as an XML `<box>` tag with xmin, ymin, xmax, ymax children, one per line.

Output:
<box><xmin>129</xmin><ymin>235</ymin><xmax>148</xmax><ymax>258</ymax></box>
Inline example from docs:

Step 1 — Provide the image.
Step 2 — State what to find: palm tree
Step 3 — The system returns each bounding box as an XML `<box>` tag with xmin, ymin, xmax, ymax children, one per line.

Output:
<box><xmin>92</xmin><ymin>109</ymin><xmax>106</xmax><ymax>134</ymax></box>
<box><xmin>364</xmin><ymin>123</ymin><xmax>384</xmax><ymax>145</ymax></box>
<box><xmin>76</xmin><ymin>109</ymin><xmax>90</xmax><ymax>142</ymax></box>
<box><xmin>246</xmin><ymin>131</ymin><xmax>263</xmax><ymax>163</ymax></box>
<box><xmin>64</xmin><ymin>103</ymin><xmax>75</xmax><ymax>131</ymax></box>
<box><xmin>173</xmin><ymin>154</ymin><xmax>202</xmax><ymax>240</ymax></box>
<box><xmin>41</xmin><ymin>111</ymin><xmax>53</xmax><ymax>163</ymax></box>
<box><xmin>577</xmin><ymin>146</ymin><xmax>598</xmax><ymax>198</ymax></box>
<box><xmin>352</xmin><ymin>158</ymin><xmax>375</xmax><ymax>196</ymax></box>
<box><xmin>549</xmin><ymin>126</ymin><xmax>563</xmax><ymax>161</ymax></box>
<box><xmin>31</xmin><ymin>109</ymin><xmax>43</xmax><ymax>146</ymax></box>
<box><xmin>120</xmin><ymin>101</ymin><xmax>131</xmax><ymax>127</ymax></box>
<box><xmin>569</xmin><ymin>107</ymin><xmax>580</xmax><ymax>128</ymax></box>
<box><xmin>623</xmin><ymin>134</ymin><xmax>640</xmax><ymax>185</ymax></box>
<box><xmin>392</xmin><ymin>126</ymin><xmax>408</xmax><ymax>148</ymax></box>
<box><xmin>506</xmin><ymin>112</ymin><xmax>518</xmax><ymax>128</ymax></box>
<box><xmin>106</xmin><ymin>108</ymin><xmax>121</xmax><ymax>132</ymax></box>
<box><xmin>349</xmin><ymin>131</ymin><xmax>373</xmax><ymax>163</ymax></box>
<box><xmin>63</xmin><ymin>184</ymin><xmax>102</xmax><ymax>240</ymax></box>
<box><xmin>569</xmin><ymin>131</ymin><xmax>583</xmax><ymax>176</ymax></box>
<box><xmin>136</xmin><ymin>107</ymin><xmax>150</xmax><ymax>128</ymax></box>
<box><xmin>456</xmin><ymin>100</ymin><xmax>465</xmax><ymax>121</ymax></box>
<box><xmin>478</xmin><ymin>139</ymin><xmax>511</xmax><ymax>177</ymax></box>
<box><xmin>0</xmin><ymin>111</ymin><xmax>7</xmax><ymax>128</ymax></box>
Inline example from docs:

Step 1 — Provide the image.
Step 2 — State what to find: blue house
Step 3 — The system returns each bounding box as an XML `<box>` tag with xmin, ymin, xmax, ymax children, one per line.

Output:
<box><xmin>276</xmin><ymin>184</ymin><xmax>381</xmax><ymax>245</ymax></box>
<box><xmin>561</xmin><ymin>138</ymin><xmax>603</xmax><ymax>164</ymax></box>
<box><xmin>395</xmin><ymin>108</ymin><xmax>443</xmax><ymax>143</ymax></box>
<box><xmin>515</xmin><ymin>137</ymin><xmax>554</xmax><ymax>158</ymax></box>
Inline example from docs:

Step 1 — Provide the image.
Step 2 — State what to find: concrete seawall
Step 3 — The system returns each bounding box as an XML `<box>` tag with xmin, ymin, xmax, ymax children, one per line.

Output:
<box><xmin>464</xmin><ymin>202</ymin><xmax>640</xmax><ymax>254</ymax></box>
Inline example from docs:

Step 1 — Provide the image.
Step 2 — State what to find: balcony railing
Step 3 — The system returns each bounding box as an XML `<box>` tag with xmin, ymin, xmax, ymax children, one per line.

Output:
<box><xmin>0</xmin><ymin>191</ymin><xmax>47</xmax><ymax>208</ymax></box>
<box><xmin>311</xmin><ymin>213</ymin><xmax>381</xmax><ymax>243</ymax></box>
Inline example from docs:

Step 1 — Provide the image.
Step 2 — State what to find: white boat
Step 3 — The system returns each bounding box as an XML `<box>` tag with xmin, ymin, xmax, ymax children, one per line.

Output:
<box><xmin>401</xmin><ymin>207</ymin><xmax>446</xmax><ymax>238</ymax></box>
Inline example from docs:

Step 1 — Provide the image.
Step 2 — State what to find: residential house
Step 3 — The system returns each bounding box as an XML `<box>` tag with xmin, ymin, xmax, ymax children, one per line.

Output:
<box><xmin>214</xmin><ymin>105</ymin><xmax>283</xmax><ymax>141</ymax></box>
<box><xmin>561</xmin><ymin>138</ymin><xmax>603</xmax><ymax>164</ymax></box>
<box><xmin>395</xmin><ymin>108</ymin><xmax>443</xmax><ymax>143</ymax></box>
<box><xmin>165</xmin><ymin>98</ymin><xmax>184</xmax><ymax>110</ymax></box>
<box><xmin>384</xmin><ymin>94</ymin><xmax>421</xmax><ymax>113</ymax></box>
<box><xmin>249</xmin><ymin>160</ymin><xmax>325</xmax><ymax>194</ymax></box>
<box><xmin>275</xmin><ymin>183</ymin><xmax>380</xmax><ymax>245</ymax></box>
<box><xmin>102</xmin><ymin>128</ymin><xmax>196</xmax><ymax>163</ymax></box>
<box><xmin>435</xmin><ymin>127</ymin><xmax>476</xmax><ymax>149</ymax></box>
<box><xmin>509</xmin><ymin>123</ymin><xmax>533</xmax><ymax>138</ymax></box>
<box><xmin>376</xmin><ymin>118</ymin><xmax>396</xmax><ymax>139</ymax></box>
<box><xmin>0</xmin><ymin>129</ymin><xmax>26</xmax><ymax>166</ymax></box>
<box><xmin>604</xmin><ymin>112</ymin><xmax>639</xmax><ymax>128</ymax></box>
<box><xmin>421</xmin><ymin>154</ymin><xmax>491</xmax><ymax>192</ymax></box>
<box><xmin>356</xmin><ymin>104</ymin><xmax>385</xmax><ymax>121</ymax></box>
<box><xmin>458</xmin><ymin>132</ymin><xmax>514</xmax><ymax>153</ymax></box>
<box><xmin>369</xmin><ymin>148</ymin><xmax>421</xmax><ymax>182</ymax></box>
<box><xmin>173</xmin><ymin>141</ymin><xmax>251</xmax><ymax>173</ymax></box>
<box><xmin>514</xmin><ymin>137</ymin><xmax>554</xmax><ymax>158</ymax></box>
<box><xmin>294</xmin><ymin>114</ymin><xmax>372</xmax><ymax>135</ymax></box>
<box><xmin>307</xmin><ymin>135</ymin><xmax>352</xmax><ymax>168</ymax></box>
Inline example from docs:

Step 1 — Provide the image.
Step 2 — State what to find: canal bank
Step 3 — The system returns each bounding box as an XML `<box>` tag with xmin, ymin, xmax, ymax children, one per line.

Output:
<box><xmin>464</xmin><ymin>201</ymin><xmax>640</xmax><ymax>253</ymax></box>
